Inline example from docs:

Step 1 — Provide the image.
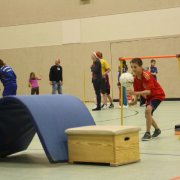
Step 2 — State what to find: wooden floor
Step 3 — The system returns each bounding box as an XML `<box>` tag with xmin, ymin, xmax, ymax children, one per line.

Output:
<box><xmin>0</xmin><ymin>101</ymin><xmax>180</xmax><ymax>180</ymax></box>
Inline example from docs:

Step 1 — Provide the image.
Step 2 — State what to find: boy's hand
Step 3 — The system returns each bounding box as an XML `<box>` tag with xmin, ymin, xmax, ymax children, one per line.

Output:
<box><xmin>127</xmin><ymin>90</ymin><xmax>136</xmax><ymax>96</ymax></box>
<box><xmin>60</xmin><ymin>81</ymin><xmax>63</xmax><ymax>86</ymax></box>
<box><xmin>128</xmin><ymin>99</ymin><xmax>137</xmax><ymax>106</ymax></box>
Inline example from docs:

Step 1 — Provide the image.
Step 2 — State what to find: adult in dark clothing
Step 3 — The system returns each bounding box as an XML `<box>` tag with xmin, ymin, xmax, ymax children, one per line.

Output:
<box><xmin>49</xmin><ymin>59</ymin><xmax>63</xmax><ymax>94</ymax></box>
<box><xmin>91</xmin><ymin>53</ymin><xmax>102</xmax><ymax>111</ymax></box>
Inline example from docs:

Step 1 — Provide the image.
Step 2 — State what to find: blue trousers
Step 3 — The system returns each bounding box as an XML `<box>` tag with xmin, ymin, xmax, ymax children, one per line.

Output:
<box><xmin>52</xmin><ymin>81</ymin><xmax>62</xmax><ymax>94</ymax></box>
<box><xmin>3</xmin><ymin>84</ymin><xmax>17</xmax><ymax>97</ymax></box>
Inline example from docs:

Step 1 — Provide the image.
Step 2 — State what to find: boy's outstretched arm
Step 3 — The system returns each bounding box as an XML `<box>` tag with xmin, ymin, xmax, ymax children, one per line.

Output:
<box><xmin>127</xmin><ymin>90</ymin><xmax>151</xmax><ymax>106</ymax></box>
<box><xmin>127</xmin><ymin>90</ymin><xmax>138</xmax><ymax>106</ymax></box>
<box><xmin>128</xmin><ymin>89</ymin><xmax>150</xmax><ymax>96</ymax></box>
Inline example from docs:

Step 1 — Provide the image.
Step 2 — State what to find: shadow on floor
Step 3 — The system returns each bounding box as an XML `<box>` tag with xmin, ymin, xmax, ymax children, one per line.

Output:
<box><xmin>0</xmin><ymin>153</ymin><xmax>68</xmax><ymax>168</ymax></box>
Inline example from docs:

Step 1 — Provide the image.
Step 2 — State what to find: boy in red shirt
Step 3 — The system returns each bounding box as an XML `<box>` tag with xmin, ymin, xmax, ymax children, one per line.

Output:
<box><xmin>128</xmin><ymin>58</ymin><xmax>165</xmax><ymax>141</ymax></box>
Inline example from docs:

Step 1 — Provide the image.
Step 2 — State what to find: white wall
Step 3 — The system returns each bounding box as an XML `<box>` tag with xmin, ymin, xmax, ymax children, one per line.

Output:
<box><xmin>0</xmin><ymin>7</ymin><xmax>180</xmax><ymax>49</ymax></box>
<box><xmin>81</xmin><ymin>7</ymin><xmax>180</xmax><ymax>42</ymax></box>
<box><xmin>0</xmin><ymin>22</ymin><xmax>62</xmax><ymax>49</ymax></box>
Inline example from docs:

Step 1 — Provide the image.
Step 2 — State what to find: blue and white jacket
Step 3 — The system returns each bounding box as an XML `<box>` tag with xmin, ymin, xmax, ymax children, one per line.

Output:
<box><xmin>0</xmin><ymin>66</ymin><xmax>17</xmax><ymax>86</ymax></box>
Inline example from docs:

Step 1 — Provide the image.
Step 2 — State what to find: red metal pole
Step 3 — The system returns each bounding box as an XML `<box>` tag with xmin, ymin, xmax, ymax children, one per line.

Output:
<box><xmin>119</xmin><ymin>55</ymin><xmax>177</xmax><ymax>61</ymax></box>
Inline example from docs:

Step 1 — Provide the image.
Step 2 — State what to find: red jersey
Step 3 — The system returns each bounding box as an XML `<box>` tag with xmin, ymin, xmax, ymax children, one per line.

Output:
<box><xmin>133</xmin><ymin>71</ymin><xmax>165</xmax><ymax>102</ymax></box>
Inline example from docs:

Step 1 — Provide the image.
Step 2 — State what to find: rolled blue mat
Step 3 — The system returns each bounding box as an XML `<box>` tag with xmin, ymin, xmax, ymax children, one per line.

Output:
<box><xmin>0</xmin><ymin>95</ymin><xmax>95</xmax><ymax>163</ymax></box>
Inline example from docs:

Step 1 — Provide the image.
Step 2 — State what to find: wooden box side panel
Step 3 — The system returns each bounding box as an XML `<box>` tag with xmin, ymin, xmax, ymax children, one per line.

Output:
<box><xmin>114</xmin><ymin>132</ymin><xmax>140</xmax><ymax>164</ymax></box>
<box><xmin>67</xmin><ymin>135</ymin><xmax>115</xmax><ymax>163</ymax></box>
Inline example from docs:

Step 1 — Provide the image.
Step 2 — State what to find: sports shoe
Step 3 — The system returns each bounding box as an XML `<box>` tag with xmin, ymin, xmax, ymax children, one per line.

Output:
<box><xmin>101</xmin><ymin>104</ymin><xmax>105</xmax><ymax>108</ymax></box>
<box><xmin>102</xmin><ymin>104</ymin><xmax>108</xmax><ymax>110</ymax></box>
<box><xmin>109</xmin><ymin>103</ymin><xmax>114</xmax><ymax>108</ymax></box>
<box><xmin>141</xmin><ymin>132</ymin><xmax>152</xmax><ymax>141</ymax></box>
<box><xmin>119</xmin><ymin>105</ymin><xmax>128</xmax><ymax>109</ymax></box>
<box><xmin>92</xmin><ymin>107</ymin><xmax>101</xmax><ymax>111</ymax></box>
<box><xmin>152</xmin><ymin>129</ymin><xmax>161</xmax><ymax>138</ymax></box>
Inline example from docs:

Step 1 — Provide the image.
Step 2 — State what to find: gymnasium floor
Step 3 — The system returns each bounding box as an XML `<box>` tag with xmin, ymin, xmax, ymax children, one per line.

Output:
<box><xmin>0</xmin><ymin>101</ymin><xmax>180</xmax><ymax>180</ymax></box>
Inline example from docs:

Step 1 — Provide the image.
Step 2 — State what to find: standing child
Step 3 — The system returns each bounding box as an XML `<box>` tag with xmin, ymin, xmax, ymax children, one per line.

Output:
<box><xmin>128</xmin><ymin>58</ymin><xmax>165</xmax><ymax>141</ymax></box>
<box><xmin>29</xmin><ymin>72</ymin><xmax>41</xmax><ymax>95</ymax></box>
<box><xmin>150</xmin><ymin>59</ymin><xmax>158</xmax><ymax>80</ymax></box>
<box><xmin>118</xmin><ymin>60</ymin><xmax>128</xmax><ymax>108</ymax></box>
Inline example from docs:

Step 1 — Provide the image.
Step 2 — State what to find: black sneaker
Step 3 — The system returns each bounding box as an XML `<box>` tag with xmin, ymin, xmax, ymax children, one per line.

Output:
<box><xmin>152</xmin><ymin>129</ymin><xmax>161</xmax><ymax>138</ymax></box>
<box><xmin>109</xmin><ymin>103</ymin><xmax>114</xmax><ymax>108</ymax></box>
<box><xmin>141</xmin><ymin>132</ymin><xmax>152</xmax><ymax>141</ymax></box>
<box><xmin>92</xmin><ymin>107</ymin><xmax>101</xmax><ymax>111</ymax></box>
<box><xmin>101</xmin><ymin>104</ymin><xmax>105</xmax><ymax>108</ymax></box>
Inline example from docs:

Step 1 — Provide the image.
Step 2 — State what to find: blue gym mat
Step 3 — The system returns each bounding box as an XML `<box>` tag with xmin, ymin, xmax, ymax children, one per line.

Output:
<box><xmin>0</xmin><ymin>95</ymin><xmax>95</xmax><ymax>163</ymax></box>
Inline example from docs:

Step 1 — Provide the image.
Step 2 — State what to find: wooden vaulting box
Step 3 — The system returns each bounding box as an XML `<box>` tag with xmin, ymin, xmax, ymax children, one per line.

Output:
<box><xmin>65</xmin><ymin>126</ymin><xmax>141</xmax><ymax>166</ymax></box>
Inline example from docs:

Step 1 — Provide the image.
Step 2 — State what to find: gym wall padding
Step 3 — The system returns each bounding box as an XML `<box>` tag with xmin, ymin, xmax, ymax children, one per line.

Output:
<box><xmin>0</xmin><ymin>95</ymin><xmax>95</xmax><ymax>163</ymax></box>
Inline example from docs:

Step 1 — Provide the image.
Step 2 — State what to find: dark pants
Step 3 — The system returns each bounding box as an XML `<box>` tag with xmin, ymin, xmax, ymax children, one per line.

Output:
<box><xmin>147</xmin><ymin>99</ymin><xmax>162</xmax><ymax>115</ymax></box>
<box><xmin>140</xmin><ymin>96</ymin><xmax>146</xmax><ymax>106</ymax></box>
<box><xmin>101</xmin><ymin>77</ymin><xmax>107</xmax><ymax>94</ymax></box>
<box><xmin>92</xmin><ymin>79</ymin><xmax>101</xmax><ymax>108</ymax></box>
<box><xmin>31</xmin><ymin>87</ymin><xmax>39</xmax><ymax>95</ymax></box>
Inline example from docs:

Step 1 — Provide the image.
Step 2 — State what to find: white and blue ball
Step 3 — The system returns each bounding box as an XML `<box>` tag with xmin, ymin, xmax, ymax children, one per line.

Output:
<box><xmin>120</xmin><ymin>72</ymin><xmax>134</xmax><ymax>88</ymax></box>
